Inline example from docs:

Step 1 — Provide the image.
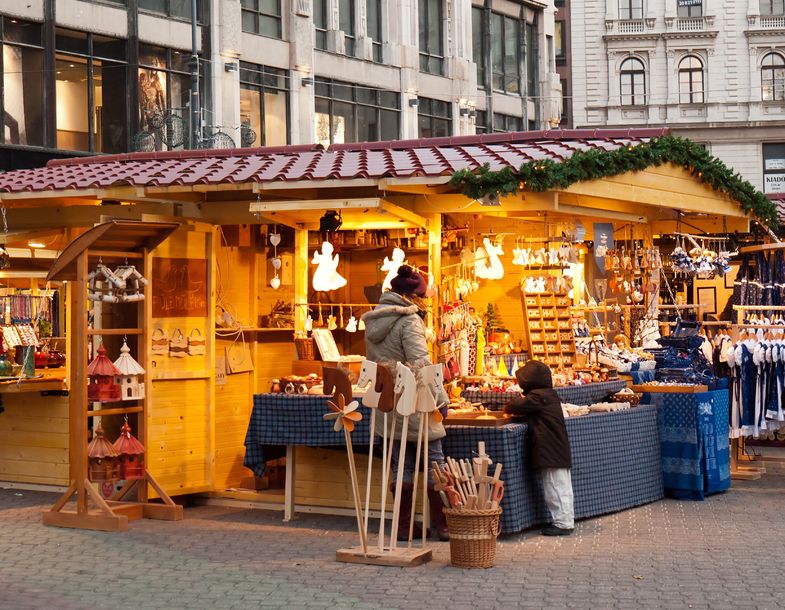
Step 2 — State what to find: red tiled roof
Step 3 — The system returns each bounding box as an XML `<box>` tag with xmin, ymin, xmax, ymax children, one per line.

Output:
<box><xmin>0</xmin><ymin>128</ymin><xmax>669</xmax><ymax>194</ymax></box>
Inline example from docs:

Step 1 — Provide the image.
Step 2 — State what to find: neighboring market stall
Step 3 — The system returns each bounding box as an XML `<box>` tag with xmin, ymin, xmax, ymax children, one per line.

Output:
<box><xmin>0</xmin><ymin>128</ymin><xmax>776</xmax><ymax>533</ymax></box>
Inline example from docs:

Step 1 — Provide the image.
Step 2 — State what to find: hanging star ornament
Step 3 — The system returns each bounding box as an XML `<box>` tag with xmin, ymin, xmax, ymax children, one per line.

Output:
<box><xmin>323</xmin><ymin>394</ymin><xmax>363</xmax><ymax>432</ymax></box>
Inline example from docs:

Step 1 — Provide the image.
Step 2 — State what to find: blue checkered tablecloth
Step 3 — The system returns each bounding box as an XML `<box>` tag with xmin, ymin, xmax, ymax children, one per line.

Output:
<box><xmin>645</xmin><ymin>389</ymin><xmax>731</xmax><ymax>500</ymax></box>
<box><xmin>443</xmin><ymin>404</ymin><xmax>663</xmax><ymax>533</ymax></box>
<box><xmin>462</xmin><ymin>379</ymin><xmax>628</xmax><ymax>409</ymax></box>
<box><xmin>245</xmin><ymin>394</ymin><xmax>663</xmax><ymax>534</ymax></box>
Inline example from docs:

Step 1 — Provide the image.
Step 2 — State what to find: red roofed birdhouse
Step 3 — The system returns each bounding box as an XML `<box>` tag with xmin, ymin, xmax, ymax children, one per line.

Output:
<box><xmin>113</xmin><ymin>340</ymin><xmax>145</xmax><ymax>401</ymax></box>
<box><xmin>113</xmin><ymin>419</ymin><xmax>145</xmax><ymax>480</ymax></box>
<box><xmin>87</xmin><ymin>425</ymin><xmax>120</xmax><ymax>481</ymax></box>
<box><xmin>87</xmin><ymin>345</ymin><xmax>121</xmax><ymax>402</ymax></box>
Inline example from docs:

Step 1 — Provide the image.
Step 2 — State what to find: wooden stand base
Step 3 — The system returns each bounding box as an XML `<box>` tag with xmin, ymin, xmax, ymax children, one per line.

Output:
<box><xmin>731</xmin><ymin>465</ymin><xmax>765</xmax><ymax>480</ymax></box>
<box><xmin>42</xmin><ymin>473</ymin><xmax>183</xmax><ymax>532</ymax></box>
<box><xmin>336</xmin><ymin>546</ymin><xmax>432</xmax><ymax>567</ymax></box>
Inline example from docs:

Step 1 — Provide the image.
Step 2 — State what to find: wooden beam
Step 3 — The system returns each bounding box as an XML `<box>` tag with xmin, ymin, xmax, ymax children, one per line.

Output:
<box><xmin>255</xmin><ymin>178</ymin><xmax>378</xmax><ymax>191</ymax></box>
<box><xmin>294</xmin><ymin>228</ymin><xmax>309</xmax><ymax>333</ymax></box>
<box><xmin>380</xmin><ymin>201</ymin><xmax>428</xmax><ymax>229</ymax></box>
<box><xmin>249</xmin><ymin>197</ymin><xmax>383</xmax><ymax>214</ymax></box>
<box><xmin>554</xmin><ymin>204</ymin><xmax>648</xmax><ymax>224</ymax></box>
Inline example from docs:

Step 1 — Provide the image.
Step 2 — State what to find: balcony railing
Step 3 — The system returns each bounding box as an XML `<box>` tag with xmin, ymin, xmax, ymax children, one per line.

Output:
<box><xmin>760</xmin><ymin>16</ymin><xmax>785</xmax><ymax>29</ymax></box>
<box><xmin>676</xmin><ymin>17</ymin><xmax>705</xmax><ymax>31</ymax></box>
<box><xmin>618</xmin><ymin>20</ymin><xmax>645</xmax><ymax>33</ymax></box>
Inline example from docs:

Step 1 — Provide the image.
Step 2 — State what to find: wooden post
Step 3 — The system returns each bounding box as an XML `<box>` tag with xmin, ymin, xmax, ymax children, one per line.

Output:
<box><xmin>73</xmin><ymin>251</ymin><xmax>89</xmax><ymax>514</ymax></box>
<box><xmin>294</xmin><ymin>226</ymin><xmax>309</xmax><ymax>333</ymax></box>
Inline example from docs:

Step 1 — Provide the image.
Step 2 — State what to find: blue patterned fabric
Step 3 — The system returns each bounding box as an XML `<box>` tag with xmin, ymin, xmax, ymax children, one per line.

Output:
<box><xmin>462</xmin><ymin>380</ymin><xmax>627</xmax><ymax>409</ymax></box>
<box><xmin>629</xmin><ymin>369</ymin><xmax>656</xmax><ymax>384</ymax></box>
<box><xmin>646</xmin><ymin>389</ymin><xmax>731</xmax><ymax>500</ymax></box>
<box><xmin>244</xmin><ymin>394</ymin><xmax>663</xmax><ymax>534</ymax></box>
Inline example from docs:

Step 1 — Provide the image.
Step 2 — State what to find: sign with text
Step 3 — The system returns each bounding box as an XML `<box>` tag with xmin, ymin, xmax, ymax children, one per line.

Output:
<box><xmin>765</xmin><ymin>173</ymin><xmax>785</xmax><ymax>194</ymax></box>
<box><xmin>152</xmin><ymin>257</ymin><xmax>208</xmax><ymax>318</ymax></box>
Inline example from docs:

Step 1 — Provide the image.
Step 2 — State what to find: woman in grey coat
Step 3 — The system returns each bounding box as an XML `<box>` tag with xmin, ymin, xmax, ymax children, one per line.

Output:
<box><xmin>361</xmin><ymin>265</ymin><xmax>449</xmax><ymax>541</ymax></box>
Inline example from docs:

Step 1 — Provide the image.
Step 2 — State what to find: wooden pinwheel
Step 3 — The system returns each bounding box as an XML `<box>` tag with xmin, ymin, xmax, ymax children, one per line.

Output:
<box><xmin>323</xmin><ymin>394</ymin><xmax>363</xmax><ymax>432</ymax></box>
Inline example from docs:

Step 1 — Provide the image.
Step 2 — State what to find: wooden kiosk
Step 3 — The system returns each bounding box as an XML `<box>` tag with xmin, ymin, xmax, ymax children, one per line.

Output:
<box><xmin>42</xmin><ymin>220</ymin><xmax>184</xmax><ymax>532</ymax></box>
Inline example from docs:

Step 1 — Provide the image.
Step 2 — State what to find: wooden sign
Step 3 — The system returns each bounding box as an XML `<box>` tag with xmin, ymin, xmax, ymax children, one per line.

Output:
<box><xmin>152</xmin><ymin>257</ymin><xmax>208</xmax><ymax>318</ymax></box>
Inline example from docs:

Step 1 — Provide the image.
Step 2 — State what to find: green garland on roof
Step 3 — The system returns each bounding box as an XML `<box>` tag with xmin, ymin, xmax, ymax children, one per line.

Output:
<box><xmin>450</xmin><ymin>135</ymin><xmax>779</xmax><ymax>229</ymax></box>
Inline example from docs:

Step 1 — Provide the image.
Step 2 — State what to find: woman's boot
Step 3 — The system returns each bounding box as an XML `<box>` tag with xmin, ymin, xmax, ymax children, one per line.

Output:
<box><xmin>394</xmin><ymin>483</ymin><xmax>422</xmax><ymax>541</ymax></box>
<box><xmin>427</xmin><ymin>487</ymin><xmax>449</xmax><ymax>541</ymax></box>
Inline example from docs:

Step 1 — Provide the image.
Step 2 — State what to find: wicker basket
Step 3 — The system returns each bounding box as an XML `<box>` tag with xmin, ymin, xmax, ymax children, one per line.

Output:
<box><xmin>443</xmin><ymin>507</ymin><xmax>502</xmax><ymax>568</ymax></box>
<box><xmin>294</xmin><ymin>337</ymin><xmax>315</xmax><ymax>360</ymax></box>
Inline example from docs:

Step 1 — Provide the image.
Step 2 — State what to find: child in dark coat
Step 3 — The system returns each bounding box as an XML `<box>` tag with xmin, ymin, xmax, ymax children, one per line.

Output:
<box><xmin>504</xmin><ymin>360</ymin><xmax>574</xmax><ymax>536</ymax></box>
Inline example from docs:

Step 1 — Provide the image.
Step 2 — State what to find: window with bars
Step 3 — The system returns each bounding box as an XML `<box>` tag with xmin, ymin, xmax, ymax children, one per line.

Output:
<box><xmin>620</xmin><ymin>56</ymin><xmax>646</xmax><ymax>105</ymax></box>
<box><xmin>618</xmin><ymin>0</ymin><xmax>643</xmax><ymax>19</ymax></box>
<box><xmin>678</xmin><ymin>55</ymin><xmax>704</xmax><ymax>104</ymax></box>
<box><xmin>419</xmin><ymin>0</ymin><xmax>444</xmax><ymax>75</ymax></box>
<box><xmin>241</xmin><ymin>0</ymin><xmax>282</xmax><ymax>39</ymax></box>
<box><xmin>314</xmin><ymin>79</ymin><xmax>400</xmax><ymax>145</ymax></box>
<box><xmin>417</xmin><ymin>97</ymin><xmax>451</xmax><ymax>137</ymax></box>
<box><xmin>762</xmin><ymin>52</ymin><xmax>785</xmax><ymax>101</ymax></box>
<box><xmin>239</xmin><ymin>62</ymin><xmax>288</xmax><ymax>147</ymax></box>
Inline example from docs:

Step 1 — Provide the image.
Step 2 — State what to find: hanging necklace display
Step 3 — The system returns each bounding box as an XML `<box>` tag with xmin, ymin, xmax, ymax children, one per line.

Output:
<box><xmin>269</xmin><ymin>224</ymin><xmax>282</xmax><ymax>290</ymax></box>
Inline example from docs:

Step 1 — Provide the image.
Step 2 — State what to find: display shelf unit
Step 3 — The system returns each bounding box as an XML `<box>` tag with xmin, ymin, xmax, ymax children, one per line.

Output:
<box><xmin>42</xmin><ymin>221</ymin><xmax>183</xmax><ymax>532</ymax></box>
<box><xmin>520</xmin><ymin>291</ymin><xmax>576</xmax><ymax>368</ymax></box>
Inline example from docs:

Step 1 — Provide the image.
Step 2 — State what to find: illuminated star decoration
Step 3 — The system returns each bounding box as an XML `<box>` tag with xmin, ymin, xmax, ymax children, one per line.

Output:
<box><xmin>323</xmin><ymin>394</ymin><xmax>363</xmax><ymax>432</ymax></box>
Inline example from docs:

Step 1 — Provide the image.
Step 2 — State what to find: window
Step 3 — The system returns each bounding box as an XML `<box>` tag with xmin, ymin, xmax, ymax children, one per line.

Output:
<box><xmin>314</xmin><ymin>80</ymin><xmax>399</xmax><ymax>146</ymax></box>
<box><xmin>138</xmin><ymin>0</ymin><xmax>200</xmax><ymax>21</ymax></box>
<box><xmin>492</xmin><ymin>113</ymin><xmax>522</xmax><ymax>132</ymax></box>
<box><xmin>241</xmin><ymin>0</ymin><xmax>282</xmax><ymax>39</ymax></box>
<box><xmin>366</xmin><ymin>0</ymin><xmax>383</xmax><ymax>62</ymax></box>
<box><xmin>474</xmin><ymin>110</ymin><xmax>488</xmax><ymax>134</ymax></box>
<box><xmin>340</xmin><ymin>0</ymin><xmax>356</xmax><ymax>55</ymax></box>
<box><xmin>240</xmin><ymin>63</ymin><xmax>288</xmax><ymax>147</ymax></box>
<box><xmin>678</xmin><ymin>55</ymin><xmax>704</xmax><ymax>104</ymax></box>
<box><xmin>55</xmin><ymin>28</ymin><xmax>128</xmax><ymax>153</ymax></box>
<box><xmin>419</xmin><ymin>0</ymin><xmax>443</xmax><ymax>75</ymax></box>
<box><xmin>760</xmin><ymin>0</ymin><xmax>785</xmax><ymax>15</ymax></box>
<box><xmin>525</xmin><ymin>11</ymin><xmax>538</xmax><ymax>96</ymax></box>
<box><xmin>472</xmin><ymin>7</ymin><xmax>486</xmax><ymax>88</ymax></box>
<box><xmin>314</xmin><ymin>0</ymin><xmax>327</xmax><ymax>50</ymax></box>
<box><xmin>561</xmin><ymin>78</ymin><xmax>569</xmax><ymax>124</ymax></box>
<box><xmin>677</xmin><ymin>0</ymin><xmax>703</xmax><ymax>17</ymax></box>
<box><xmin>620</xmin><ymin>57</ymin><xmax>646</xmax><ymax>105</ymax></box>
<box><xmin>555</xmin><ymin>21</ymin><xmax>566</xmax><ymax>63</ymax></box>
<box><xmin>417</xmin><ymin>97</ymin><xmax>451</xmax><ymax>137</ymax></box>
<box><xmin>762</xmin><ymin>53</ymin><xmax>785</xmax><ymax>101</ymax></box>
<box><xmin>618</xmin><ymin>0</ymin><xmax>643</xmax><ymax>19</ymax></box>
<box><xmin>491</xmin><ymin>13</ymin><xmax>520</xmax><ymax>93</ymax></box>
<box><xmin>1</xmin><ymin>17</ymin><xmax>44</xmax><ymax>147</ymax></box>
<box><xmin>139</xmin><ymin>44</ymin><xmax>196</xmax><ymax>146</ymax></box>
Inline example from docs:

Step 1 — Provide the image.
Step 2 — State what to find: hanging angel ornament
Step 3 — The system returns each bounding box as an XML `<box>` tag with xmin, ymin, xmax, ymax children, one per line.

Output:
<box><xmin>381</xmin><ymin>247</ymin><xmax>407</xmax><ymax>292</ymax></box>
<box><xmin>312</xmin><ymin>241</ymin><xmax>347</xmax><ymax>292</ymax></box>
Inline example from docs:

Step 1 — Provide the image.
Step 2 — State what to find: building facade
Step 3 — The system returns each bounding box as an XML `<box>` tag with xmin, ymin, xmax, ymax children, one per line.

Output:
<box><xmin>570</xmin><ymin>0</ymin><xmax>785</xmax><ymax>198</ymax></box>
<box><xmin>0</xmin><ymin>0</ymin><xmax>561</xmax><ymax>170</ymax></box>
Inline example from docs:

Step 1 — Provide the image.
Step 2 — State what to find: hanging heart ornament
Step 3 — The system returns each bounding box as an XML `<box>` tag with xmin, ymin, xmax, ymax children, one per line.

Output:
<box><xmin>271</xmin><ymin>257</ymin><xmax>282</xmax><ymax>270</ymax></box>
<box><xmin>270</xmin><ymin>276</ymin><xmax>281</xmax><ymax>289</ymax></box>
<box><xmin>269</xmin><ymin>233</ymin><xmax>281</xmax><ymax>247</ymax></box>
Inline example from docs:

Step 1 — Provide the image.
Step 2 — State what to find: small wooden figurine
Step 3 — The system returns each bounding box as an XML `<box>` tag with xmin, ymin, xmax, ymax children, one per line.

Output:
<box><xmin>87</xmin><ymin>425</ymin><xmax>120</xmax><ymax>481</ymax></box>
<box><xmin>113</xmin><ymin>340</ymin><xmax>145</xmax><ymax>400</ymax></box>
<box><xmin>113</xmin><ymin>419</ymin><xmax>145</xmax><ymax>480</ymax></box>
<box><xmin>87</xmin><ymin>345</ymin><xmax>121</xmax><ymax>402</ymax></box>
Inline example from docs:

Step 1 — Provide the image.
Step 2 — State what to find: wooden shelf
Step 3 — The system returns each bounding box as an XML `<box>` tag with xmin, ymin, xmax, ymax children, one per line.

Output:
<box><xmin>151</xmin><ymin>370</ymin><xmax>211</xmax><ymax>381</ymax></box>
<box><xmin>87</xmin><ymin>328</ymin><xmax>144</xmax><ymax>336</ymax></box>
<box><xmin>216</xmin><ymin>327</ymin><xmax>294</xmax><ymax>333</ymax></box>
<box><xmin>87</xmin><ymin>406</ymin><xmax>144</xmax><ymax>417</ymax></box>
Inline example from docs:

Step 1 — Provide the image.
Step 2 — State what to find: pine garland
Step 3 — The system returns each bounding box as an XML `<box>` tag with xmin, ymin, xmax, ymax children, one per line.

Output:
<box><xmin>450</xmin><ymin>135</ymin><xmax>779</xmax><ymax>229</ymax></box>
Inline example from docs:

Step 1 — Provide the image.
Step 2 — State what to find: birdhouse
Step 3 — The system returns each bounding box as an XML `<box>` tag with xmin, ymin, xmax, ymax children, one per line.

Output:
<box><xmin>113</xmin><ymin>340</ymin><xmax>145</xmax><ymax>400</ymax></box>
<box><xmin>87</xmin><ymin>345</ymin><xmax>121</xmax><ymax>402</ymax></box>
<box><xmin>87</xmin><ymin>425</ymin><xmax>120</xmax><ymax>481</ymax></box>
<box><xmin>113</xmin><ymin>419</ymin><xmax>145</xmax><ymax>480</ymax></box>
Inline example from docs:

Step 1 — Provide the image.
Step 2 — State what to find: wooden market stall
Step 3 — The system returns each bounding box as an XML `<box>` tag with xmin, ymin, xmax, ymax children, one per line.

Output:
<box><xmin>0</xmin><ymin>128</ymin><xmax>768</xmax><ymax>525</ymax></box>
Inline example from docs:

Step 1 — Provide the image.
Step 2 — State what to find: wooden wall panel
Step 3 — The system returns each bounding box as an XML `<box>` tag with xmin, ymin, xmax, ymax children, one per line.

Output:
<box><xmin>0</xmin><ymin>393</ymin><xmax>69</xmax><ymax>486</ymax></box>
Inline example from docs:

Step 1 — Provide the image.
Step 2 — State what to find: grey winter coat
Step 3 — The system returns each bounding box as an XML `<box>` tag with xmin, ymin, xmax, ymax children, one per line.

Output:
<box><xmin>361</xmin><ymin>292</ymin><xmax>447</xmax><ymax>442</ymax></box>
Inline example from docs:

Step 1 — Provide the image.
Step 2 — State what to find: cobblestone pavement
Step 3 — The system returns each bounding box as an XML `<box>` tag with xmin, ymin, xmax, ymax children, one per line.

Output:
<box><xmin>1</xmin><ymin>475</ymin><xmax>784</xmax><ymax>610</ymax></box>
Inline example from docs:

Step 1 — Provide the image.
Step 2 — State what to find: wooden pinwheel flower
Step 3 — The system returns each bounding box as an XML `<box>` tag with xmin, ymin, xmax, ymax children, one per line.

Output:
<box><xmin>323</xmin><ymin>394</ymin><xmax>363</xmax><ymax>432</ymax></box>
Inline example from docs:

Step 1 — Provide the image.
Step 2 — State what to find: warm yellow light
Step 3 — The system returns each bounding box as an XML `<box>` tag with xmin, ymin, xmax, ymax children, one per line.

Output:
<box><xmin>28</xmin><ymin>241</ymin><xmax>46</xmax><ymax>248</ymax></box>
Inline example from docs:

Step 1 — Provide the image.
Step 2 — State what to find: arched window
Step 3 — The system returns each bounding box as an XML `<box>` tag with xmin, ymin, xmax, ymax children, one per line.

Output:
<box><xmin>679</xmin><ymin>55</ymin><xmax>704</xmax><ymax>104</ymax></box>
<box><xmin>762</xmin><ymin>53</ymin><xmax>785</xmax><ymax>101</ymax></box>
<box><xmin>620</xmin><ymin>57</ymin><xmax>646</xmax><ymax>106</ymax></box>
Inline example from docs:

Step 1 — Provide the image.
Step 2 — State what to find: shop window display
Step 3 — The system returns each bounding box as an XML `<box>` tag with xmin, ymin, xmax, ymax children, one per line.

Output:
<box><xmin>54</xmin><ymin>28</ymin><xmax>127</xmax><ymax>153</ymax></box>
<box><xmin>239</xmin><ymin>62</ymin><xmax>288</xmax><ymax>147</ymax></box>
<box><xmin>1</xmin><ymin>18</ymin><xmax>44</xmax><ymax>147</ymax></box>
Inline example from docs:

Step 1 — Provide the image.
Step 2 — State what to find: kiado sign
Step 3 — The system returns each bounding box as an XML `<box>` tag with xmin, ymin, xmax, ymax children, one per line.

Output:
<box><xmin>764</xmin><ymin>173</ymin><xmax>785</xmax><ymax>194</ymax></box>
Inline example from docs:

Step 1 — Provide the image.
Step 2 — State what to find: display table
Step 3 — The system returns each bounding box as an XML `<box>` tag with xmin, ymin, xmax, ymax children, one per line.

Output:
<box><xmin>643</xmin><ymin>388</ymin><xmax>731</xmax><ymax>500</ymax></box>
<box><xmin>245</xmin><ymin>395</ymin><xmax>663</xmax><ymax>532</ymax></box>
<box><xmin>462</xmin><ymin>379</ymin><xmax>628</xmax><ymax>410</ymax></box>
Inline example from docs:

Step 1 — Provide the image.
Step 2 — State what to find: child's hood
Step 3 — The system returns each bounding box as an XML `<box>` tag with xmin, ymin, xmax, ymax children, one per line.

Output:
<box><xmin>515</xmin><ymin>361</ymin><xmax>553</xmax><ymax>393</ymax></box>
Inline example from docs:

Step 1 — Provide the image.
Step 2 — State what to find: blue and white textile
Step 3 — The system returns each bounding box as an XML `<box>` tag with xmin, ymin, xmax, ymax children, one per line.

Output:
<box><xmin>462</xmin><ymin>379</ymin><xmax>627</xmax><ymax>410</ymax></box>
